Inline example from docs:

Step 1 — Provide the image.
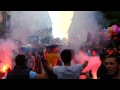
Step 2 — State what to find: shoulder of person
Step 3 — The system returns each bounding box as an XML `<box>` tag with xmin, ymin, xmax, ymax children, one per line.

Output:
<box><xmin>75</xmin><ymin>64</ymin><xmax>83</xmax><ymax>66</ymax></box>
<box><xmin>75</xmin><ymin>64</ymin><xmax>83</xmax><ymax>69</ymax></box>
<box><xmin>29</xmin><ymin>71</ymin><xmax>37</xmax><ymax>79</ymax></box>
<box><xmin>53</xmin><ymin>66</ymin><xmax>62</xmax><ymax>74</ymax></box>
<box><xmin>53</xmin><ymin>66</ymin><xmax>62</xmax><ymax>70</ymax></box>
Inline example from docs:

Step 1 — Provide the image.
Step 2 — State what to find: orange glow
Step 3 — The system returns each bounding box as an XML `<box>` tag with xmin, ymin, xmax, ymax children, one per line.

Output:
<box><xmin>1</xmin><ymin>64</ymin><xmax>11</xmax><ymax>73</ymax></box>
<box><xmin>0</xmin><ymin>39</ymin><xmax>17</xmax><ymax>79</ymax></box>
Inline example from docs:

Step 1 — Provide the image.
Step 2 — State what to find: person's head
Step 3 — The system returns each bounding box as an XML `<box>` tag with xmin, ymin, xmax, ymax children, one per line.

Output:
<box><xmin>105</xmin><ymin>55</ymin><xmax>120</xmax><ymax>77</ymax></box>
<box><xmin>46</xmin><ymin>46</ymin><xmax>50</xmax><ymax>53</ymax></box>
<box><xmin>92</xmin><ymin>49</ymin><xmax>97</xmax><ymax>56</ymax></box>
<box><xmin>15</xmin><ymin>54</ymin><xmax>27</xmax><ymax>66</ymax></box>
<box><xmin>60</xmin><ymin>49</ymin><xmax>72</xmax><ymax>64</ymax></box>
<box><xmin>50</xmin><ymin>45</ymin><xmax>59</xmax><ymax>53</ymax></box>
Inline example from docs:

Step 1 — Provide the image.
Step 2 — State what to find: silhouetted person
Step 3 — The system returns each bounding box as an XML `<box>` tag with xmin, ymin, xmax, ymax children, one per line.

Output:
<box><xmin>97</xmin><ymin>53</ymin><xmax>107</xmax><ymax>79</ymax></box>
<box><xmin>4</xmin><ymin>54</ymin><xmax>46</xmax><ymax>79</ymax></box>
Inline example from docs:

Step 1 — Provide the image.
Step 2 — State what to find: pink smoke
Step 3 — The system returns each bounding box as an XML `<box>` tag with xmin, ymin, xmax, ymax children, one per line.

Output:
<box><xmin>0</xmin><ymin>39</ymin><xmax>17</xmax><ymax>76</ymax></box>
<box><xmin>72</xmin><ymin>50</ymin><xmax>101</xmax><ymax>79</ymax></box>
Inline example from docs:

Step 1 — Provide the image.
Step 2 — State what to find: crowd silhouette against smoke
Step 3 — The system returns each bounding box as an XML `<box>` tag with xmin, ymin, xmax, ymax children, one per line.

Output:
<box><xmin>0</xmin><ymin>11</ymin><xmax>120</xmax><ymax>79</ymax></box>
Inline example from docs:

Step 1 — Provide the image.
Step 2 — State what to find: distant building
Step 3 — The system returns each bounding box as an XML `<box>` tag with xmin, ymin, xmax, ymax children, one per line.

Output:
<box><xmin>28</xmin><ymin>11</ymin><xmax>53</xmax><ymax>45</ymax></box>
<box><xmin>68</xmin><ymin>11</ymin><xmax>100</xmax><ymax>47</ymax></box>
<box><xmin>0</xmin><ymin>11</ymin><xmax>10</xmax><ymax>38</ymax></box>
<box><xmin>0</xmin><ymin>11</ymin><xmax>52</xmax><ymax>42</ymax></box>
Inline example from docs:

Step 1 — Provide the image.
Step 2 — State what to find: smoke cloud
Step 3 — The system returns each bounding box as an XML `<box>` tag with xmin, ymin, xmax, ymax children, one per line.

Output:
<box><xmin>0</xmin><ymin>11</ymin><xmax>107</xmax><ymax>79</ymax></box>
<box><xmin>0</xmin><ymin>39</ymin><xmax>17</xmax><ymax>72</ymax></box>
<box><xmin>68</xmin><ymin>11</ymin><xmax>107</xmax><ymax>51</ymax></box>
<box><xmin>0</xmin><ymin>11</ymin><xmax>52</xmax><ymax>76</ymax></box>
<box><xmin>68</xmin><ymin>11</ymin><xmax>108</xmax><ymax>79</ymax></box>
<box><xmin>10</xmin><ymin>11</ymin><xmax>52</xmax><ymax>44</ymax></box>
<box><xmin>72</xmin><ymin>51</ymin><xmax>101</xmax><ymax>79</ymax></box>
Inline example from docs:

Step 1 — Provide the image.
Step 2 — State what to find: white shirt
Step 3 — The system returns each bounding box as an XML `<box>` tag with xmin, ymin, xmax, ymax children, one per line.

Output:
<box><xmin>53</xmin><ymin>64</ymin><xmax>83</xmax><ymax>79</ymax></box>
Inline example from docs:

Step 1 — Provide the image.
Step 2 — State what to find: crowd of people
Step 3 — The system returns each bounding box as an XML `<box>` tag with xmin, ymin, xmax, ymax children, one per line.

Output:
<box><xmin>1</xmin><ymin>24</ymin><xmax>120</xmax><ymax>79</ymax></box>
<box><xmin>1</xmin><ymin>40</ymin><xmax>120</xmax><ymax>79</ymax></box>
<box><xmin>2</xmin><ymin>44</ymin><xmax>89</xmax><ymax>79</ymax></box>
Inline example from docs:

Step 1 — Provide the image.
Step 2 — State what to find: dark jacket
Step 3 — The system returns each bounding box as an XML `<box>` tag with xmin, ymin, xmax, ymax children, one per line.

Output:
<box><xmin>97</xmin><ymin>64</ymin><xmax>107</xmax><ymax>79</ymax></box>
<box><xmin>6</xmin><ymin>66</ymin><xmax>30</xmax><ymax>79</ymax></box>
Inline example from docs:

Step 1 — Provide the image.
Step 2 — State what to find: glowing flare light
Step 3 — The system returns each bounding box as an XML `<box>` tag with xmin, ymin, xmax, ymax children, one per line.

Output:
<box><xmin>1</xmin><ymin>65</ymin><xmax>8</xmax><ymax>73</ymax></box>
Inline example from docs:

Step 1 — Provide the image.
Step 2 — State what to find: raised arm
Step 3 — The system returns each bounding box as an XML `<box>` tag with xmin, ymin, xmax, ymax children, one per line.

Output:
<box><xmin>35</xmin><ymin>62</ymin><xmax>47</xmax><ymax>79</ymax></box>
<box><xmin>83</xmin><ymin>60</ymin><xmax>88</xmax><ymax>69</ymax></box>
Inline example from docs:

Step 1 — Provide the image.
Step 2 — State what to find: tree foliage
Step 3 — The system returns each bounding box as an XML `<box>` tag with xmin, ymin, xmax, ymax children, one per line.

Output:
<box><xmin>102</xmin><ymin>11</ymin><xmax>120</xmax><ymax>26</ymax></box>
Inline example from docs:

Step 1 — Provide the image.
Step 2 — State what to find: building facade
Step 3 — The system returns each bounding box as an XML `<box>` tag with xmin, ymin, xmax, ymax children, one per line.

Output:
<box><xmin>0</xmin><ymin>11</ymin><xmax>53</xmax><ymax>45</ymax></box>
<box><xmin>68</xmin><ymin>11</ymin><xmax>100</xmax><ymax>48</ymax></box>
<box><xmin>0</xmin><ymin>11</ymin><xmax>10</xmax><ymax>38</ymax></box>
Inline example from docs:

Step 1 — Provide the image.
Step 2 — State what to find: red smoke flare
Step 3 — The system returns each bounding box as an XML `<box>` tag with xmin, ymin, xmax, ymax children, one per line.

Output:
<box><xmin>72</xmin><ymin>51</ymin><xmax>101</xmax><ymax>79</ymax></box>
